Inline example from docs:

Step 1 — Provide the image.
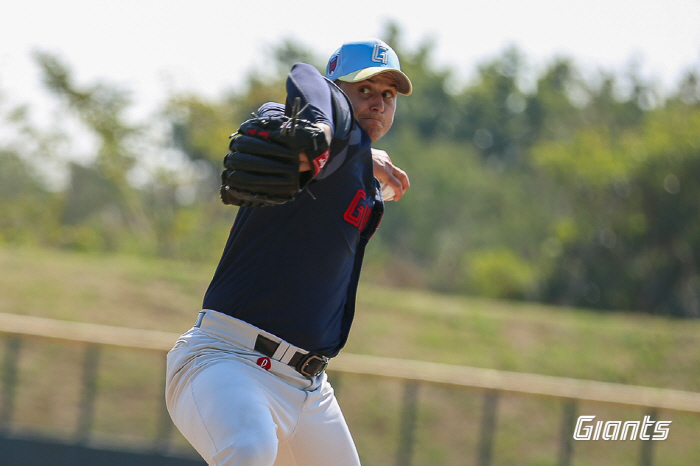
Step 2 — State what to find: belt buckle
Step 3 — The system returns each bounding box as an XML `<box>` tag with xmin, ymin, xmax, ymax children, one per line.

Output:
<box><xmin>297</xmin><ymin>353</ymin><xmax>329</xmax><ymax>378</ymax></box>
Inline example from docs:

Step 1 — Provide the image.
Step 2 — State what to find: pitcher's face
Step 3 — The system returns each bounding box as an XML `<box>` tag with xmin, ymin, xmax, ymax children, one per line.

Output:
<box><xmin>339</xmin><ymin>73</ymin><xmax>398</xmax><ymax>142</ymax></box>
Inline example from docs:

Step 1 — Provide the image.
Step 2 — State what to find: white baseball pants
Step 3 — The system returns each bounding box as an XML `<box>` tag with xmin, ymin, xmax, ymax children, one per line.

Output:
<box><xmin>165</xmin><ymin>310</ymin><xmax>362</xmax><ymax>466</ymax></box>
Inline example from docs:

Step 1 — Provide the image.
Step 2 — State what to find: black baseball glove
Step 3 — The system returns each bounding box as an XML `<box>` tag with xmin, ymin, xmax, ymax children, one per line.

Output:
<box><xmin>220</xmin><ymin>106</ymin><xmax>330</xmax><ymax>207</ymax></box>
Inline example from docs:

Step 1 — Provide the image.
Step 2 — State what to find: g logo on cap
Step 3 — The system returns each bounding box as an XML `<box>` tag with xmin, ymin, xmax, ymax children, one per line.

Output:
<box><xmin>371</xmin><ymin>44</ymin><xmax>389</xmax><ymax>64</ymax></box>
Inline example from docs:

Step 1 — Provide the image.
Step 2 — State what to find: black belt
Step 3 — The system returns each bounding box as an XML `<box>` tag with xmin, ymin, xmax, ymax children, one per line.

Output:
<box><xmin>254</xmin><ymin>334</ymin><xmax>329</xmax><ymax>378</ymax></box>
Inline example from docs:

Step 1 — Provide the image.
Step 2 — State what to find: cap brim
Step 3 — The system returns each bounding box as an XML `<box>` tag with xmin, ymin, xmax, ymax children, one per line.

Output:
<box><xmin>338</xmin><ymin>67</ymin><xmax>413</xmax><ymax>96</ymax></box>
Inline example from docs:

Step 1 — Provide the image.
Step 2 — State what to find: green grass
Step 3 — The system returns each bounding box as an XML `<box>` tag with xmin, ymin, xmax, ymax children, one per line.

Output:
<box><xmin>1</xmin><ymin>246</ymin><xmax>699</xmax><ymax>465</ymax></box>
<box><xmin>351</xmin><ymin>286</ymin><xmax>700</xmax><ymax>391</ymax></box>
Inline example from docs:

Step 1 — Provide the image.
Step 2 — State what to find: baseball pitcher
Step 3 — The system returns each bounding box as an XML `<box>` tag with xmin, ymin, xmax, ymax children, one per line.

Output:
<box><xmin>165</xmin><ymin>38</ymin><xmax>412</xmax><ymax>466</ymax></box>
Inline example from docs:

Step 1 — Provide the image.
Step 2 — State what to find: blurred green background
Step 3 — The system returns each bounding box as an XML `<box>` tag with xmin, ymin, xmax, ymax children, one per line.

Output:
<box><xmin>3</xmin><ymin>22</ymin><xmax>699</xmax><ymax>316</ymax></box>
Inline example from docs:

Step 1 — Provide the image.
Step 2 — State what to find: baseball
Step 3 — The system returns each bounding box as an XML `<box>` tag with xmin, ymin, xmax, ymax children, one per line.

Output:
<box><xmin>380</xmin><ymin>181</ymin><xmax>396</xmax><ymax>201</ymax></box>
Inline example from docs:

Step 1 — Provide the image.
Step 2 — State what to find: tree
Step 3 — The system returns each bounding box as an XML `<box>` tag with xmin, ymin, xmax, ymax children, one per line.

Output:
<box><xmin>34</xmin><ymin>51</ymin><xmax>156</xmax><ymax>251</ymax></box>
<box><xmin>532</xmin><ymin>102</ymin><xmax>700</xmax><ymax>317</ymax></box>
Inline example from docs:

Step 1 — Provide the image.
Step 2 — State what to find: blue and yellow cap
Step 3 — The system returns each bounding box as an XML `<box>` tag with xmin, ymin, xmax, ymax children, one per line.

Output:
<box><xmin>325</xmin><ymin>39</ymin><xmax>412</xmax><ymax>96</ymax></box>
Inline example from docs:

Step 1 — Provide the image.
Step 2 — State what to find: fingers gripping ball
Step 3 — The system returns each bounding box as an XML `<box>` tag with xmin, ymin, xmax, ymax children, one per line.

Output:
<box><xmin>220</xmin><ymin>114</ymin><xmax>330</xmax><ymax>207</ymax></box>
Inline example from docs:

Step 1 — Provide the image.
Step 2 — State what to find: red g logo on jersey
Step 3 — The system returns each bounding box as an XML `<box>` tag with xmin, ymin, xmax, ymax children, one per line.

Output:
<box><xmin>344</xmin><ymin>189</ymin><xmax>371</xmax><ymax>231</ymax></box>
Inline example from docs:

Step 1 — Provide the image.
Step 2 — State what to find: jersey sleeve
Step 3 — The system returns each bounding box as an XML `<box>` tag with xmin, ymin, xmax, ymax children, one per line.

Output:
<box><xmin>257</xmin><ymin>102</ymin><xmax>285</xmax><ymax>118</ymax></box>
<box><xmin>285</xmin><ymin>63</ymin><xmax>354</xmax><ymax>141</ymax></box>
<box><xmin>285</xmin><ymin>63</ymin><xmax>335</xmax><ymax>133</ymax></box>
<box><xmin>284</xmin><ymin>63</ymin><xmax>356</xmax><ymax>180</ymax></box>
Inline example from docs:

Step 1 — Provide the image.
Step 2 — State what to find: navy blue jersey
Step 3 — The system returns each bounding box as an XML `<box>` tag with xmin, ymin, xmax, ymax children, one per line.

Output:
<box><xmin>203</xmin><ymin>63</ymin><xmax>384</xmax><ymax>357</ymax></box>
